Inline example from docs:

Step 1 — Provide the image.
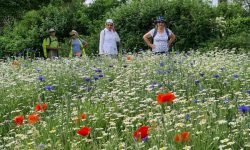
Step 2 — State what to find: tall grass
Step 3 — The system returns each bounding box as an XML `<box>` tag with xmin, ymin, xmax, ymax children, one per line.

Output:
<box><xmin>0</xmin><ymin>49</ymin><xmax>249</xmax><ymax>149</ymax></box>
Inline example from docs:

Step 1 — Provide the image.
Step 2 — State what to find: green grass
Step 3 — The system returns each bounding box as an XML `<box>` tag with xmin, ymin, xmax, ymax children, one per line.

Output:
<box><xmin>0</xmin><ymin>50</ymin><xmax>249</xmax><ymax>149</ymax></box>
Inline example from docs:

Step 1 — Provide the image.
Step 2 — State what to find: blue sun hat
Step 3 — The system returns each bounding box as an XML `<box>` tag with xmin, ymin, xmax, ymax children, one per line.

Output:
<box><xmin>155</xmin><ymin>16</ymin><xmax>166</xmax><ymax>23</ymax></box>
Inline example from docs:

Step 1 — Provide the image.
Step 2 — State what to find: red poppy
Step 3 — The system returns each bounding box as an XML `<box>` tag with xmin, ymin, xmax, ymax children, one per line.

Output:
<box><xmin>74</xmin><ymin>113</ymin><xmax>87</xmax><ymax>124</ymax></box>
<box><xmin>181</xmin><ymin>131</ymin><xmax>189</xmax><ymax>141</ymax></box>
<box><xmin>28</xmin><ymin>114</ymin><xmax>39</xmax><ymax>124</ymax></box>
<box><xmin>174</xmin><ymin>134</ymin><xmax>181</xmax><ymax>142</ymax></box>
<box><xmin>174</xmin><ymin>131</ymin><xmax>190</xmax><ymax>142</ymax></box>
<box><xmin>157</xmin><ymin>92</ymin><xmax>176</xmax><ymax>104</ymax></box>
<box><xmin>35</xmin><ymin>104</ymin><xmax>41</xmax><ymax>111</ymax></box>
<box><xmin>81</xmin><ymin>113</ymin><xmax>87</xmax><ymax>120</ymax></box>
<box><xmin>42</xmin><ymin>103</ymin><xmax>47</xmax><ymax>110</ymax></box>
<box><xmin>13</xmin><ymin>115</ymin><xmax>24</xmax><ymax>125</ymax></box>
<box><xmin>133</xmin><ymin>126</ymin><xmax>149</xmax><ymax>141</ymax></box>
<box><xmin>35</xmin><ymin>103</ymin><xmax>47</xmax><ymax>111</ymax></box>
<box><xmin>77</xmin><ymin>127</ymin><xmax>91</xmax><ymax>137</ymax></box>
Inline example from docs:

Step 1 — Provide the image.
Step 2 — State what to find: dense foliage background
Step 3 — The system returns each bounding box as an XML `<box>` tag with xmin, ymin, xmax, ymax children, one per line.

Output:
<box><xmin>0</xmin><ymin>0</ymin><xmax>249</xmax><ymax>58</ymax></box>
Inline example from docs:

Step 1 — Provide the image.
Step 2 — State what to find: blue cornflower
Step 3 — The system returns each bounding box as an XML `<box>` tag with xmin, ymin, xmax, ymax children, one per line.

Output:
<box><xmin>95</xmin><ymin>69</ymin><xmax>102</xmax><ymax>73</ymax></box>
<box><xmin>99</xmin><ymin>74</ymin><xmax>104</xmax><ymax>78</ymax></box>
<box><xmin>194</xmin><ymin>99</ymin><xmax>198</xmax><ymax>103</ymax></box>
<box><xmin>44</xmin><ymin>85</ymin><xmax>54</xmax><ymax>91</ymax></box>
<box><xmin>202</xmin><ymin>99</ymin><xmax>206</xmax><ymax>103</ymax></box>
<box><xmin>185</xmin><ymin>114</ymin><xmax>190</xmax><ymax>121</ymax></box>
<box><xmin>233</xmin><ymin>74</ymin><xmax>239</xmax><ymax>79</ymax></box>
<box><xmin>36</xmin><ymin>68</ymin><xmax>41</xmax><ymax>72</ymax></box>
<box><xmin>84</xmin><ymin>77</ymin><xmax>91</xmax><ymax>82</ymax></box>
<box><xmin>220</xmin><ymin>67</ymin><xmax>225</xmax><ymax>71</ymax></box>
<box><xmin>195</xmin><ymin>80</ymin><xmax>200</xmax><ymax>85</ymax></box>
<box><xmin>160</xmin><ymin>62</ymin><xmax>164</xmax><ymax>67</ymax></box>
<box><xmin>247</xmin><ymin>90</ymin><xmax>250</xmax><ymax>95</ymax></box>
<box><xmin>156</xmin><ymin>70</ymin><xmax>166</xmax><ymax>75</ymax></box>
<box><xmin>142</xmin><ymin>136</ymin><xmax>148</xmax><ymax>142</ymax></box>
<box><xmin>199</xmin><ymin>72</ymin><xmax>205</xmax><ymax>77</ymax></box>
<box><xmin>224</xmin><ymin>98</ymin><xmax>229</xmax><ymax>104</ymax></box>
<box><xmin>38</xmin><ymin>76</ymin><xmax>45</xmax><ymax>81</ymax></box>
<box><xmin>238</xmin><ymin>106</ymin><xmax>249</xmax><ymax>114</ymax></box>
<box><xmin>213</xmin><ymin>74</ymin><xmax>220</xmax><ymax>79</ymax></box>
<box><xmin>93</xmin><ymin>75</ymin><xmax>99</xmax><ymax>81</ymax></box>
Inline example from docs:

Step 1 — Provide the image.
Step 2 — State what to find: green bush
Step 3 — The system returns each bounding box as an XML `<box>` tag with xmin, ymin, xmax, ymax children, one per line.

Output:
<box><xmin>87</xmin><ymin>0</ymin><xmax>217</xmax><ymax>53</ymax></box>
<box><xmin>0</xmin><ymin>0</ymin><xmax>249</xmax><ymax>57</ymax></box>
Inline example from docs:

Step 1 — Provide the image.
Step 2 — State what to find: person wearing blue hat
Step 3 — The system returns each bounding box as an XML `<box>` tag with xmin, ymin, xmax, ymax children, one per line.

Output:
<box><xmin>143</xmin><ymin>16</ymin><xmax>176</xmax><ymax>54</ymax></box>
<box><xmin>99</xmin><ymin>19</ymin><xmax>120</xmax><ymax>56</ymax></box>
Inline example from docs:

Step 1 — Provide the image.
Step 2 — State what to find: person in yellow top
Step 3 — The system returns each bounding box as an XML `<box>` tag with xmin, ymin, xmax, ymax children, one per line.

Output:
<box><xmin>69</xmin><ymin>30</ymin><xmax>88</xmax><ymax>58</ymax></box>
<box><xmin>42</xmin><ymin>28</ymin><xmax>60</xmax><ymax>58</ymax></box>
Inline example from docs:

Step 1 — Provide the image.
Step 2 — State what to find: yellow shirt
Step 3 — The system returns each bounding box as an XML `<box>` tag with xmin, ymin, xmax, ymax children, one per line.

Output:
<box><xmin>46</xmin><ymin>36</ymin><xmax>59</xmax><ymax>48</ymax></box>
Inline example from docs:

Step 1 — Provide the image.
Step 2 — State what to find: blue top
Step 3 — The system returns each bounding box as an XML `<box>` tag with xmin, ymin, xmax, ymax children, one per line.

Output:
<box><xmin>72</xmin><ymin>39</ymin><xmax>81</xmax><ymax>53</ymax></box>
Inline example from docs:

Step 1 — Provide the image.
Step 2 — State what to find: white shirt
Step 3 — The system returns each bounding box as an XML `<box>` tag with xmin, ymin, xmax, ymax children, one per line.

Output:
<box><xmin>149</xmin><ymin>28</ymin><xmax>172</xmax><ymax>52</ymax></box>
<box><xmin>99</xmin><ymin>28</ymin><xmax>120</xmax><ymax>55</ymax></box>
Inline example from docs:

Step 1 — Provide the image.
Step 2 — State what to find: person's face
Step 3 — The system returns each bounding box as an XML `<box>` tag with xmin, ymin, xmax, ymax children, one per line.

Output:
<box><xmin>157</xmin><ymin>21</ymin><xmax>165</xmax><ymax>27</ymax></box>
<box><xmin>71</xmin><ymin>34</ymin><xmax>77</xmax><ymax>39</ymax></box>
<box><xmin>50</xmin><ymin>31</ymin><xmax>56</xmax><ymax>36</ymax></box>
<box><xmin>106</xmin><ymin>23</ymin><xmax>113</xmax><ymax>30</ymax></box>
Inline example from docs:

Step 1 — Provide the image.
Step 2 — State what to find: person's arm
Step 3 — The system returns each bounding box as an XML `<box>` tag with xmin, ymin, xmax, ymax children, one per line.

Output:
<box><xmin>168</xmin><ymin>33</ymin><xmax>176</xmax><ymax>48</ymax></box>
<box><xmin>143</xmin><ymin>31</ymin><xmax>155</xmax><ymax>49</ymax></box>
<box><xmin>99</xmin><ymin>30</ymin><xmax>104</xmax><ymax>54</ymax></box>
<box><xmin>114</xmin><ymin>32</ymin><xmax>120</xmax><ymax>43</ymax></box>
<box><xmin>81</xmin><ymin>39</ymin><xmax>88</xmax><ymax>48</ymax></box>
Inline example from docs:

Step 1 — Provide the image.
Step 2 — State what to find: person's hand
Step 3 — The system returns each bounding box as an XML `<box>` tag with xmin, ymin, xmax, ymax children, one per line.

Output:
<box><xmin>83</xmin><ymin>43</ymin><xmax>88</xmax><ymax>48</ymax></box>
<box><xmin>168</xmin><ymin>42</ymin><xmax>172</xmax><ymax>48</ymax></box>
<box><xmin>150</xmin><ymin>44</ymin><xmax>156</xmax><ymax>49</ymax></box>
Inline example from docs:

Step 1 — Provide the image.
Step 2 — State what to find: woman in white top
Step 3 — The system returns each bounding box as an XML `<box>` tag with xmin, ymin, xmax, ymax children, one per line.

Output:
<box><xmin>143</xmin><ymin>16</ymin><xmax>176</xmax><ymax>54</ymax></box>
<box><xmin>99</xmin><ymin>19</ymin><xmax>120</xmax><ymax>55</ymax></box>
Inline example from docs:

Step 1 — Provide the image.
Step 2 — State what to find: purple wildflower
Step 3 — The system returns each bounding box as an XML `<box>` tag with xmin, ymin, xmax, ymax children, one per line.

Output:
<box><xmin>199</xmin><ymin>72</ymin><xmax>205</xmax><ymax>77</ymax></box>
<box><xmin>185</xmin><ymin>114</ymin><xmax>190</xmax><ymax>121</ymax></box>
<box><xmin>95</xmin><ymin>69</ymin><xmax>102</xmax><ymax>73</ymax></box>
<box><xmin>247</xmin><ymin>90</ymin><xmax>250</xmax><ymax>95</ymax></box>
<box><xmin>98</xmin><ymin>74</ymin><xmax>104</xmax><ymax>78</ymax></box>
<box><xmin>38</xmin><ymin>76</ymin><xmax>45</xmax><ymax>81</ymax></box>
<box><xmin>213</xmin><ymin>74</ymin><xmax>220</xmax><ymax>79</ymax></box>
<box><xmin>195</xmin><ymin>80</ymin><xmax>200</xmax><ymax>85</ymax></box>
<box><xmin>160</xmin><ymin>62</ymin><xmax>164</xmax><ymax>67</ymax></box>
<box><xmin>44</xmin><ymin>85</ymin><xmax>54</xmax><ymax>91</ymax></box>
<box><xmin>84</xmin><ymin>77</ymin><xmax>91</xmax><ymax>82</ymax></box>
<box><xmin>238</xmin><ymin>106</ymin><xmax>249</xmax><ymax>114</ymax></box>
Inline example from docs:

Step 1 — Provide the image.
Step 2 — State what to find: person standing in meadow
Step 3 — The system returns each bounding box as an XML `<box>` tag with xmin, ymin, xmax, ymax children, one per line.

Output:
<box><xmin>42</xmin><ymin>28</ymin><xmax>60</xmax><ymax>58</ymax></box>
<box><xmin>99</xmin><ymin>19</ymin><xmax>120</xmax><ymax>57</ymax></box>
<box><xmin>143</xmin><ymin>16</ymin><xmax>176</xmax><ymax>54</ymax></box>
<box><xmin>68</xmin><ymin>30</ymin><xmax>88</xmax><ymax>58</ymax></box>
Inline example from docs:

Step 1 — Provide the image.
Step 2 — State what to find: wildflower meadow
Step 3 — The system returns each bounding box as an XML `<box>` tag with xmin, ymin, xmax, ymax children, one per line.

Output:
<box><xmin>0</xmin><ymin>49</ymin><xmax>249</xmax><ymax>150</ymax></box>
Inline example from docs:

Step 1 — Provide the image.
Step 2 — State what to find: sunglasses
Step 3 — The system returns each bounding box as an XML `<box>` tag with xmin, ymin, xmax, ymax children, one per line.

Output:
<box><xmin>107</xmin><ymin>24</ymin><xmax>113</xmax><ymax>26</ymax></box>
<box><xmin>157</xmin><ymin>21</ymin><xmax>165</xmax><ymax>23</ymax></box>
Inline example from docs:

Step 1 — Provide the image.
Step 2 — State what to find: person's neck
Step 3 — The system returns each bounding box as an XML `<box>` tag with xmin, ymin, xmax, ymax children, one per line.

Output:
<box><xmin>158</xmin><ymin>26</ymin><xmax>164</xmax><ymax>31</ymax></box>
<box><xmin>106</xmin><ymin>28</ymin><xmax>112</xmax><ymax>31</ymax></box>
